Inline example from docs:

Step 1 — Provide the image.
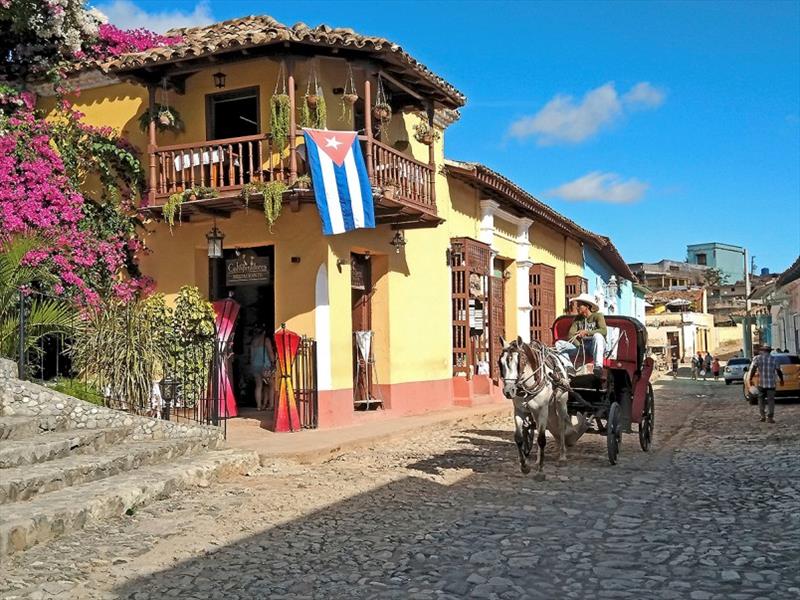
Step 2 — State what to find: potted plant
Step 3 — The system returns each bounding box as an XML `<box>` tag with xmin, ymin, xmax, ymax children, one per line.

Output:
<box><xmin>291</xmin><ymin>174</ymin><xmax>312</xmax><ymax>192</ymax></box>
<box><xmin>138</xmin><ymin>105</ymin><xmax>184</xmax><ymax>133</ymax></box>
<box><xmin>382</xmin><ymin>182</ymin><xmax>398</xmax><ymax>201</ymax></box>
<box><xmin>270</xmin><ymin>93</ymin><xmax>291</xmax><ymax>149</ymax></box>
<box><xmin>373</xmin><ymin>102</ymin><xmax>392</xmax><ymax>123</ymax></box>
<box><xmin>163</xmin><ymin>186</ymin><xmax>218</xmax><ymax>230</ymax></box>
<box><xmin>413</xmin><ymin>120</ymin><xmax>440</xmax><ymax>146</ymax></box>
<box><xmin>340</xmin><ymin>64</ymin><xmax>359</xmax><ymax>121</ymax></box>
<box><xmin>241</xmin><ymin>180</ymin><xmax>288</xmax><ymax>230</ymax></box>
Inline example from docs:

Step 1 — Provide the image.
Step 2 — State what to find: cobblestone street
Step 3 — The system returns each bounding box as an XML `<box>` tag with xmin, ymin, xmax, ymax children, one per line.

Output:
<box><xmin>2</xmin><ymin>377</ymin><xmax>799</xmax><ymax>600</ymax></box>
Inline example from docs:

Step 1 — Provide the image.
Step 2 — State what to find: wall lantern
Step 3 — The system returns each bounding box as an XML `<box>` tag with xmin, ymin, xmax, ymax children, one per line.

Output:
<box><xmin>212</xmin><ymin>71</ymin><xmax>227</xmax><ymax>89</ymax></box>
<box><xmin>606</xmin><ymin>275</ymin><xmax>619</xmax><ymax>297</ymax></box>
<box><xmin>390</xmin><ymin>231</ymin><xmax>407</xmax><ymax>254</ymax></box>
<box><xmin>206</xmin><ymin>223</ymin><xmax>225</xmax><ymax>258</ymax></box>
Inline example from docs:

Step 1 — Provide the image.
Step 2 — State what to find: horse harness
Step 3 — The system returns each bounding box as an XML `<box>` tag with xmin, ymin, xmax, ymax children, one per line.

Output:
<box><xmin>506</xmin><ymin>341</ymin><xmax>571</xmax><ymax>403</ymax></box>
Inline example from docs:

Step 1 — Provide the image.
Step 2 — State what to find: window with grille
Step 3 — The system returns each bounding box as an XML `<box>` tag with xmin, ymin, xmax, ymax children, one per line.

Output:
<box><xmin>530</xmin><ymin>263</ymin><xmax>556</xmax><ymax>345</ymax></box>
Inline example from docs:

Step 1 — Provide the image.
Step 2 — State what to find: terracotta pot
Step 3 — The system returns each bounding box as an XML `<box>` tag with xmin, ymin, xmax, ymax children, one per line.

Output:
<box><xmin>373</xmin><ymin>104</ymin><xmax>391</xmax><ymax>121</ymax></box>
<box><xmin>158</xmin><ymin>113</ymin><xmax>172</xmax><ymax>126</ymax></box>
<box><xmin>306</xmin><ymin>94</ymin><xmax>319</xmax><ymax>108</ymax></box>
<box><xmin>417</xmin><ymin>131</ymin><xmax>434</xmax><ymax>145</ymax></box>
<box><xmin>383</xmin><ymin>185</ymin><xmax>397</xmax><ymax>200</ymax></box>
<box><xmin>343</xmin><ymin>93</ymin><xmax>359</xmax><ymax>105</ymax></box>
<box><xmin>188</xmin><ymin>193</ymin><xmax>197</xmax><ymax>201</ymax></box>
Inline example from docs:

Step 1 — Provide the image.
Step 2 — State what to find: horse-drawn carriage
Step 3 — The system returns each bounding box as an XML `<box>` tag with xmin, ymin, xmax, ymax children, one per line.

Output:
<box><xmin>552</xmin><ymin>315</ymin><xmax>655</xmax><ymax>464</ymax></box>
<box><xmin>500</xmin><ymin>315</ymin><xmax>655</xmax><ymax>474</ymax></box>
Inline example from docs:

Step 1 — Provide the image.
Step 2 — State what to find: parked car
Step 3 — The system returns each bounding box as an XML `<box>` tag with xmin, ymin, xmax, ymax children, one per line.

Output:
<box><xmin>742</xmin><ymin>353</ymin><xmax>800</xmax><ymax>404</ymax></box>
<box><xmin>723</xmin><ymin>357</ymin><xmax>751</xmax><ymax>384</ymax></box>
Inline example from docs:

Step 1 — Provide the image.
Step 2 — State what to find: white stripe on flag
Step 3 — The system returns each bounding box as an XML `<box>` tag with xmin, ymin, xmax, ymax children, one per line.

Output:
<box><xmin>318</xmin><ymin>149</ymin><xmax>345</xmax><ymax>234</ymax></box>
<box><xmin>343</xmin><ymin>149</ymin><xmax>365</xmax><ymax>228</ymax></box>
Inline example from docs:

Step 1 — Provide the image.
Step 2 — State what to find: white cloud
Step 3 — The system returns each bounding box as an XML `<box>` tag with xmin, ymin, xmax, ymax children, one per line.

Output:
<box><xmin>623</xmin><ymin>82</ymin><xmax>666</xmax><ymax>109</ymax></box>
<box><xmin>508</xmin><ymin>81</ymin><xmax>666</xmax><ymax>145</ymax></box>
<box><xmin>93</xmin><ymin>0</ymin><xmax>214</xmax><ymax>33</ymax></box>
<box><xmin>547</xmin><ymin>171</ymin><xmax>649</xmax><ymax>204</ymax></box>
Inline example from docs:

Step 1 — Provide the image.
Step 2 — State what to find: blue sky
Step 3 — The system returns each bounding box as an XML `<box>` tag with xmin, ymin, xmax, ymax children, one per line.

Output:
<box><xmin>97</xmin><ymin>0</ymin><xmax>800</xmax><ymax>274</ymax></box>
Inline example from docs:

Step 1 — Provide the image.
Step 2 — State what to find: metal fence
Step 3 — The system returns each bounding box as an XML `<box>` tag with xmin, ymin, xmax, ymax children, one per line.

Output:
<box><xmin>293</xmin><ymin>335</ymin><xmax>318</xmax><ymax>429</ymax></box>
<box><xmin>8</xmin><ymin>289</ymin><xmax>223</xmax><ymax>429</ymax></box>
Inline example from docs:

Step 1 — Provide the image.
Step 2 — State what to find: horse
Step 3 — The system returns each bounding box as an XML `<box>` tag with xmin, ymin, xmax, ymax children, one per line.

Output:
<box><xmin>498</xmin><ymin>337</ymin><xmax>574</xmax><ymax>476</ymax></box>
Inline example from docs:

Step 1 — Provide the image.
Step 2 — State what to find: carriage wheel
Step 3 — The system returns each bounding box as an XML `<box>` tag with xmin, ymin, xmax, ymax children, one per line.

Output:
<box><xmin>638</xmin><ymin>383</ymin><xmax>655</xmax><ymax>452</ymax></box>
<box><xmin>607</xmin><ymin>401</ymin><xmax>621</xmax><ymax>465</ymax></box>
<box><xmin>522</xmin><ymin>417</ymin><xmax>535</xmax><ymax>457</ymax></box>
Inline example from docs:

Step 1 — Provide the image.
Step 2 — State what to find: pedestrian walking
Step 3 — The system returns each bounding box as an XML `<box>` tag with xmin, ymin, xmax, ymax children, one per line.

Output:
<box><xmin>691</xmin><ymin>352</ymin><xmax>702</xmax><ymax>380</ymax></box>
<box><xmin>749</xmin><ymin>345</ymin><xmax>784</xmax><ymax>423</ymax></box>
<box><xmin>703</xmin><ymin>352</ymin><xmax>712</xmax><ymax>380</ymax></box>
<box><xmin>712</xmin><ymin>357</ymin><xmax>720</xmax><ymax>381</ymax></box>
<box><xmin>671</xmin><ymin>355</ymin><xmax>679</xmax><ymax>379</ymax></box>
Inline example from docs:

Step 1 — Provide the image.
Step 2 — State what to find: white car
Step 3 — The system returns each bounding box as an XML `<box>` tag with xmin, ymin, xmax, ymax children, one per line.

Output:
<box><xmin>723</xmin><ymin>357</ymin><xmax>751</xmax><ymax>385</ymax></box>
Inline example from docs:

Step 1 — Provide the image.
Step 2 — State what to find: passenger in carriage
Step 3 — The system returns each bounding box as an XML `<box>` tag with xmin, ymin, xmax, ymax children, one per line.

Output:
<box><xmin>555</xmin><ymin>293</ymin><xmax>607</xmax><ymax>377</ymax></box>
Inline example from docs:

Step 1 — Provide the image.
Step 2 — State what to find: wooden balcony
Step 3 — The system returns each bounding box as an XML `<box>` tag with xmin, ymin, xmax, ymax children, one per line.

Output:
<box><xmin>146</xmin><ymin>133</ymin><xmax>439</xmax><ymax>227</ymax></box>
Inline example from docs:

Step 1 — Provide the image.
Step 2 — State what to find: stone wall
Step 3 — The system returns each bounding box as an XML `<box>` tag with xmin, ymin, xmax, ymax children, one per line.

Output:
<box><xmin>0</xmin><ymin>358</ymin><xmax>222</xmax><ymax>446</ymax></box>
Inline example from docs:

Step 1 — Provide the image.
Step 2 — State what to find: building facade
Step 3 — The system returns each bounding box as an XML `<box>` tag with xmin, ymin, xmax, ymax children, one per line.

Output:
<box><xmin>686</xmin><ymin>242</ymin><xmax>746</xmax><ymax>285</ymax></box>
<box><xmin>36</xmin><ymin>16</ymin><xmax>634</xmax><ymax>428</ymax></box>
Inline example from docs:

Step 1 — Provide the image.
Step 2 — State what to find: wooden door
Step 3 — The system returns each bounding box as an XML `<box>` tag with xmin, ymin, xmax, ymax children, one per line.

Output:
<box><xmin>489</xmin><ymin>275</ymin><xmax>505</xmax><ymax>381</ymax></box>
<box><xmin>530</xmin><ymin>263</ymin><xmax>557</xmax><ymax>345</ymax></box>
<box><xmin>351</xmin><ymin>254</ymin><xmax>373</xmax><ymax>403</ymax></box>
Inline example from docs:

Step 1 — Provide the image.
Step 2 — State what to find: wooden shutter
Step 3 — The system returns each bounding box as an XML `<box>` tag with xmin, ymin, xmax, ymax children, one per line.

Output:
<box><xmin>530</xmin><ymin>263</ymin><xmax>556</xmax><ymax>345</ymax></box>
<box><xmin>450</xmin><ymin>237</ymin><xmax>491</xmax><ymax>379</ymax></box>
<box><xmin>489</xmin><ymin>275</ymin><xmax>505</xmax><ymax>381</ymax></box>
<box><xmin>565</xmin><ymin>275</ymin><xmax>588</xmax><ymax>311</ymax></box>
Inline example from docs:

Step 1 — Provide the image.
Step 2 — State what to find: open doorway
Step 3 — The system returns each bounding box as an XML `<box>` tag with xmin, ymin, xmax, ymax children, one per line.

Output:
<box><xmin>206</xmin><ymin>87</ymin><xmax>260</xmax><ymax>185</ymax></box>
<box><xmin>351</xmin><ymin>252</ymin><xmax>381</xmax><ymax>410</ymax></box>
<box><xmin>210</xmin><ymin>246</ymin><xmax>275</xmax><ymax>409</ymax></box>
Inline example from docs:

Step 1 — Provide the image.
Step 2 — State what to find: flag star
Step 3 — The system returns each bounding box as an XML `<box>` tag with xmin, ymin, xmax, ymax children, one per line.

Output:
<box><xmin>324</xmin><ymin>136</ymin><xmax>343</xmax><ymax>150</ymax></box>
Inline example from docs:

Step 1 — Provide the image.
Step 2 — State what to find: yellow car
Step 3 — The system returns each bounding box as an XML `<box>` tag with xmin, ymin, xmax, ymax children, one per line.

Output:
<box><xmin>743</xmin><ymin>353</ymin><xmax>800</xmax><ymax>404</ymax></box>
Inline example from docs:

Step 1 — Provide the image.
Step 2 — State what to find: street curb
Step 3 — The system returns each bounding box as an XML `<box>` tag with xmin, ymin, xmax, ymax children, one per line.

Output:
<box><xmin>255</xmin><ymin>403</ymin><xmax>512</xmax><ymax>465</ymax></box>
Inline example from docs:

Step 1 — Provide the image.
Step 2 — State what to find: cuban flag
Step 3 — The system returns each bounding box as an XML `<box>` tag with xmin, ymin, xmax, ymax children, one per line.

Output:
<box><xmin>303</xmin><ymin>129</ymin><xmax>375</xmax><ymax>235</ymax></box>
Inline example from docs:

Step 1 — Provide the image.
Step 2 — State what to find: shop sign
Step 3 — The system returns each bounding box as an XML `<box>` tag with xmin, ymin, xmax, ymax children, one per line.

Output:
<box><xmin>226</xmin><ymin>254</ymin><xmax>270</xmax><ymax>286</ymax></box>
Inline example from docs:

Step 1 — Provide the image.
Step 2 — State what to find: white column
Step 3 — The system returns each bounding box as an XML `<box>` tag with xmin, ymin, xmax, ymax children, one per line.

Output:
<box><xmin>515</xmin><ymin>218</ymin><xmax>533</xmax><ymax>342</ymax></box>
<box><xmin>479</xmin><ymin>199</ymin><xmax>499</xmax><ymax>247</ymax></box>
<box><xmin>314</xmin><ymin>263</ymin><xmax>332</xmax><ymax>391</ymax></box>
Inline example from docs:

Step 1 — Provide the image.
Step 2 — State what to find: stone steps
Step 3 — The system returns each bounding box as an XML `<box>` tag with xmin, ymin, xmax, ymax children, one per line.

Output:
<box><xmin>0</xmin><ymin>427</ymin><xmax>133</xmax><ymax>469</ymax></box>
<box><xmin>0</xmin><ymin>416</ymin><xmax>40</xmax><ymax>440</ymax></box>
<box><xmin>0</xmin><ymin>437</ymin><xmax>212</xmax><ymax>505</ymax></box>
<box><xmin>0</xmin><ymin>448</ymin><xmax>259</xmax><ymax>556</ymax></box>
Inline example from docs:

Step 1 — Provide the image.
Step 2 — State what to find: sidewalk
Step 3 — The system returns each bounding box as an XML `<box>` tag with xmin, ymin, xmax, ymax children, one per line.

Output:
<box><xmin>224</xmin><ymin>402</ymin><xmax>511</xmax><ymax>464</ymax></box>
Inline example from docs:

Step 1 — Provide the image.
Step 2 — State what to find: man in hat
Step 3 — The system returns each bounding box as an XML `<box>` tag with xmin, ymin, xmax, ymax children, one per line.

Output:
<box><xmin>749</xmin><ymin>345</ymin><xmax>784</xmax><ymax>423</ymax></box>
<box><xmin>555</xmin><ymin>293</ymin><xmax>607</xmax><ymax>377</ymax></box>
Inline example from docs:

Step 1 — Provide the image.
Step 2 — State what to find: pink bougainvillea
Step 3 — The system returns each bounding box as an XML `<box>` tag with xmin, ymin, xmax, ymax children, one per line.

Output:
<box><xmin>0</xmin><ymin>88</ymin><xmax>146</xmax><ymax>304</ymax></box>
<box><xmin>92</xmin><ymin>24</ymin><xmax>182</xmax><ymax>58</ymax></box>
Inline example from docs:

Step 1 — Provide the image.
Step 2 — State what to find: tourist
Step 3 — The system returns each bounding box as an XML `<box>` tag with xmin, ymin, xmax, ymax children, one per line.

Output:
<box><xmin>703</xmin><ymin>351</ymin><xmax>712</xmax><ymax>380</ymax></box>
<box><xmin>711</xmin><ymin>357</ymin><xmax>721</xmax><ymax>381</ymax></box>
<box><xmin>250</xmin><ymin>326</ymin><xmax>276</xmax><ymax>411</ymax></box>
<box><xmin>691</xmin><ymin>352</ymin><xmax>702</xmax><ymax>380</ymax></box>
<box><xmin>749</xmin><ymin>345</ymin><xmax>784</xmax><ymax>424</ymax></box>
<box><xmin>555</xmin><ymin>293</ymin><xmax>607</xmax><ymax>377</ymax></box>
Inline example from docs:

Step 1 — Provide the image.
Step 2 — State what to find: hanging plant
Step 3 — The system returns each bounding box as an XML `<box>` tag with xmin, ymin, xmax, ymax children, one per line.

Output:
<box><xmin>241</xmin><ymin>180</ymin><xmax>288</xmax><ymax>231</ymax></box>
<box><xmin>413</xmin><ymin>119</ymin><xmax>440</xmax><ymax>146</ymax></box>
<box><xmin>299</xmin><ymin>65</ymin><xmax>327</xmax><ymax>129</ymax></box>
<box><xmin>137</xmin><ymin>105</ymin><xmax>184</xmax><ymax>133</ymax></box>
<box><xmin>270</xmin><ymin>62</ymin><xmax>291</xmax><ymax>150</ymax></box>
<box><xmin>340</xmin><ymin>63</ymin><xmax>359</xmax><ymax>122</ymax></box>
<box><xmin>291</xmin><ymin>174</ymin><xmax>312</xmax><ymax>191</ymax></box>
<box><xmin>163</xmin><ymin>186</ymin><xmax>218</xmax><ymax>230</ymax></box>
<box><xmin>373</xmin><ymin>75</ymin><xmax>392</xmax><ymax>138</ymax></box>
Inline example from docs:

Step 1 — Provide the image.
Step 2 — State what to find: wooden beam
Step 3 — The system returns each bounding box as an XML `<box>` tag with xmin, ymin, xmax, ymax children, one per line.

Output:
<box><xmin>379</xmin><ymin>70</ymin><xmax>424</xmax><ymax>101</ymax></box>
<box><xmin>147</xmin><ymin>85</ymin><xmax>157</xmax><ymax>206</ymax></box>
<box><xmin>364</xmin><ymin>73</ymin><xmax>374</xmax><ymax>180</ymax></box>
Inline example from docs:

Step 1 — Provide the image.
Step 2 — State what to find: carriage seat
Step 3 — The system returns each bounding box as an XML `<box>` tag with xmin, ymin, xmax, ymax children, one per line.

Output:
<box><xmin>567</xmin><ymin>326</ymin><xmax>621</xmax><ymax>371</ymax></box>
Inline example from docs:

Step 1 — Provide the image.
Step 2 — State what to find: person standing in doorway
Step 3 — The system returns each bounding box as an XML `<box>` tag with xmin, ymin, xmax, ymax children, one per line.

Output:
<box><xmin>250</xmin><ymin>326</ymin><xmax>276</xmax><ymax>411</ymax></box>
<box><xmin>712</xmin><ymin>356</ymin><xmax>721</xmax><ymax>381</ymax></box>
<box><xmin>749</xmin><ymin>345</ymin><xmax>784</xmax><ymax>423</ymax></box>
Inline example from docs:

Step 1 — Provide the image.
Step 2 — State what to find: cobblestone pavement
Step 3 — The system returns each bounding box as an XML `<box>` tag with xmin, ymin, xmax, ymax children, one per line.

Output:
<box><xmin>2</xmin><ymin>378</ymin><xmax>799</xmax><ymax>600</ymax></box>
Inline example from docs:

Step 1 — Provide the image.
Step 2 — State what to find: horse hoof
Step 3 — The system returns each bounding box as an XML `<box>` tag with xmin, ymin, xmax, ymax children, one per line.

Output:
<box><xmin>520</xmin><ymin>464</ymin><xmax>531</xmax><ymax>474</ymax></box>
<box><xmin>533</xmin><ymin>472</ymin><xmax>546</xmax><ymax>482</ymax></box>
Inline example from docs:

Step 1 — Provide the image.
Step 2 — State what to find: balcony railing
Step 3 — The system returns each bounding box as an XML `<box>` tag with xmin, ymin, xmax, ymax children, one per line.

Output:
<box><xmin>151</xmin><ymin>133</ymin><xmax>286</xmax><ymax>199</ymax></box>
<box><xmin>363</xmin><ymin>137</ymin><xmax>435</xmax><ymax>214</ymax></box>
<box><xmin>148</xmin><ymin>133</ymin><xmax>436</xmax><ymax>217</ymax></box>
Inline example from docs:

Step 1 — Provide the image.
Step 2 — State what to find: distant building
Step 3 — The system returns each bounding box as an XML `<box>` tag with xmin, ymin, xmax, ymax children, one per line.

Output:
<box><xmin>686</xmin><ymin>242</ymin><xmax>745</xmax><ymax>284</ymax></box>
<box><xmin>755</xmin><ymin>256</ymin><xmax>800</xmax><ymax>354</ymax></box>
<box><xmin>628</xmin><ymin>259</ymin><xmax>709</xmax><ymax>291</ymax></box>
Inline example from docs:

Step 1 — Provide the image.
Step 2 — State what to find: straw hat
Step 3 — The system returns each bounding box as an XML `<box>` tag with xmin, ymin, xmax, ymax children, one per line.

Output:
<box><xmin>571</xmin><ymin>293</ymin><xmax>599</xmax><ymax>312</ymax></box>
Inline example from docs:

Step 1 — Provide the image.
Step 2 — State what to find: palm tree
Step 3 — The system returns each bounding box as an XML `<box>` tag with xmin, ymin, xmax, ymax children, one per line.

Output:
<box><xmin>0</xmin><ymin>236</ymin><xmax>75</xmax><ymax>368</ymax></box>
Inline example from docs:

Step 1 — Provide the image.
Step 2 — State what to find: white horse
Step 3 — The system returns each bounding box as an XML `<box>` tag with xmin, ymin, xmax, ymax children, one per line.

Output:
<box><xmin>499</xmin><ymin>337</ymin><xmax>585</xmax><ymax>476</ymax></box>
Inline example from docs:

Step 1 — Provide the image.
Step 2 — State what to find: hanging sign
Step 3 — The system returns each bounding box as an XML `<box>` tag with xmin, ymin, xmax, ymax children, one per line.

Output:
<box><xmin>226</xmin><ymin>254</ymin><xmax>270</xmax><ymax>286</ymax></box>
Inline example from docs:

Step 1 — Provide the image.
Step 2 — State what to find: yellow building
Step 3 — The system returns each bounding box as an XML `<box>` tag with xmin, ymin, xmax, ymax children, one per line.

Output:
<box><xmin>37</xmin><ymin>16</ymin><xmax>630</xmax><ymax>428</ymax></box>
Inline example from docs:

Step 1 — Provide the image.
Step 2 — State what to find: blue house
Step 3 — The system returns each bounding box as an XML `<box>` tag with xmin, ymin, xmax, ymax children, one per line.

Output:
<box><xmin>583</xmin><ymin>245</ymin><xmax>644</xmax><ymax>322</ymax></box>
<box><xmin>686</xmin><ymin>242</ymin><xmax>746</xmax><ymax>284</ymax></box>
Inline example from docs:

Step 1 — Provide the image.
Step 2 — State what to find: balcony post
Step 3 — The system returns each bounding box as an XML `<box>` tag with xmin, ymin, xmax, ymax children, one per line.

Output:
<box><xmin>364</xmin><ymin>75</ymin><xmax>374</xmax><ymax>180</ymax></box>
<box><xmin>287</xmin><ymin>59</ymin><xmax>297</xmax><ymax>184</ymax></box>
<box><xmin>147</xmin><ymin>84</ymin><xmax>157</xmax><ymax>206</ymax></box>
<box><xmin>426</xmin><ymin>101</ymin><xmax>436</xmax><ymax>205</ymax></box>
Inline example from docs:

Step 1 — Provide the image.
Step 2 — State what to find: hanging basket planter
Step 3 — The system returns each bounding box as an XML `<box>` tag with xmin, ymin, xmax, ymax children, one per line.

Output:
<box><xmin>343</xmin><ymin>93</ymin><xmax>359</xmax><ymax>106</ymax></box>
<box><xmin>306</xmin><ymin>94</ymin><xmax>319</xmax><ymax>108</ymax></box>
<box><xmin>413</xmin><ymin>120</ymin><xmax>440</xmax><ymax>146</ymax></box>
<box><xmin>373</xmin><ymin>102</ymin><xmax>392</xmax><ymax>123</ymax></box>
